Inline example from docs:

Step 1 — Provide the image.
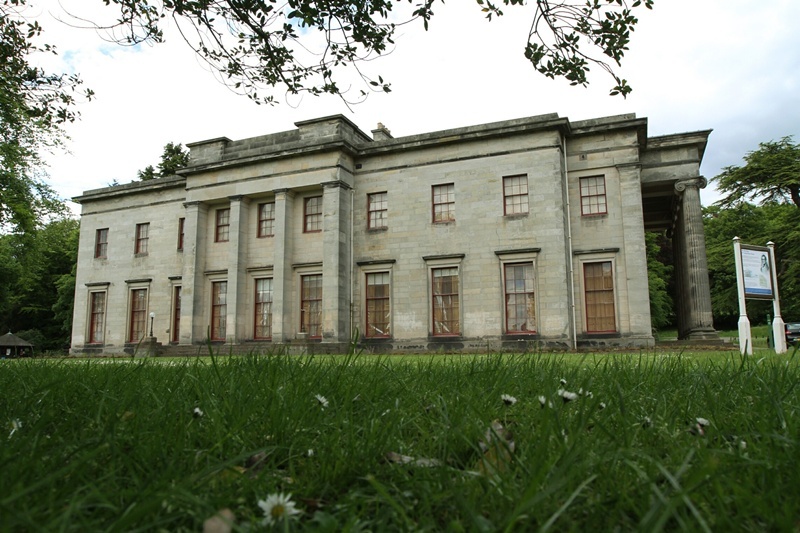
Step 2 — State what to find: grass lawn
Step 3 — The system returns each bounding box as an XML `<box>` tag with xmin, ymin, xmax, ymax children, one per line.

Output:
<box><xmin>2</xmin><ymin>348</ymin><xmax>799</xmax><ymax>531</ymax></box>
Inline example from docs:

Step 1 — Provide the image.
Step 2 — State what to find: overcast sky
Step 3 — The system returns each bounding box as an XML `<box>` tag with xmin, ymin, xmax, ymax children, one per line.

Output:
<box><xmin>31</xmin><ymin>0</ymin><xmax>800</xmax><ymax>212</ymax></box>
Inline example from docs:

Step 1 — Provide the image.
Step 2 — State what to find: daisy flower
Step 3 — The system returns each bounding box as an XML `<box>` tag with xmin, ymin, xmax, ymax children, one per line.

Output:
<box><xmin>192</xmin><ymin>407</ymin><xmax>204</xmax><ymax>418</ymax></box>
<box><xmin>538</xmin><ymin>395</ymin><xmax>547</xmax><ymax>408</ymax></box>
<box><xmin>258</xmin><ymin>493</ymin><xmax>300</xmax><ymax>526</ymax></box>
<box><xmin>314</xmin><ymin>394</ymin><xmax>329</xmax><ymax>409</ymax></box>
<box><xmin>695</xmin><ymin>417</ymin><xmax>710</xmax><ymax>427</ymax></box>
<box><xmin>558</xmin><ymin>389</ymin><xmax>579</xmax><ymax>403</ymax></box>
<box><xmin>501</xmin><ymin>394</ymin><xmax>517</xmax><ymax>406</ymax></box>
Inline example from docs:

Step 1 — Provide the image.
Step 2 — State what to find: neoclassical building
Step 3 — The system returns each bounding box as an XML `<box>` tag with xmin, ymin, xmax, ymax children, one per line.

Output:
<box><xmin>70</xmin><ymin>113</ymin><xmax>717</xmax><ymax>355</ymax></box>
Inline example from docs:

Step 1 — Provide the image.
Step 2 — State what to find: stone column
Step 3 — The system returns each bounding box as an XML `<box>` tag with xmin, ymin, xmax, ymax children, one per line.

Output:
<box><xmin>673</xmin><ymin>178</ymin><xmax>718</xmax><ymax>341</ymax></box>
<box><xmin>272</xmin><ymin>189</ymin><xmax>295</xmax><ymax>342</ymax></box>
<box><xmin>321</xmin><ymin>180</ymin><xmax>352</xmax><ymax>343</ymax></box>
<box><xmin>180</xmin><ymin>201</ymin><xmax>208</xmax><ymax>345</ymax></box>
<box><xmin>226</xmin><ymin>195</ymin><xmax>250</xmax><ymax>343</ymax></box>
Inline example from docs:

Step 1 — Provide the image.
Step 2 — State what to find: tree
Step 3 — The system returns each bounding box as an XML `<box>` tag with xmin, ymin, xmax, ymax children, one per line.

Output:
<box><xmin>1</xmin><ymin>1</ymin><xmax>92</xmax><ymax>234</ymax></box>
<box><xmin>157</xmin><ymin>142</ymin><xmax>190</xmax><ymax>177</ymax></box>
<box><xmin>713</xmin><ymin>137</ymin><xmax>800</xmax><ymax>209</ymax></box>
<box><xmin>79</xmin><ymin>0</ymin><xmax>651</xmax><ymax>102</ymax></box>
<box><xmin>645</xmin><ymin>231</ymin><xmax>673</xmax><ymax>333</ymax></box>
<box><xmin>703</xmin><ymin>203</ymin><xmax>800</xmax><ymax>328</ymax></box>
<box><xmin>0</xmin><ymin>216</ymin><xmax>80</xmax><ymax>350</ymax></box>
<box><xmin>137</xmin><ymin>142</ymin><xmax>189</xmax><ymax>180</ymax></box>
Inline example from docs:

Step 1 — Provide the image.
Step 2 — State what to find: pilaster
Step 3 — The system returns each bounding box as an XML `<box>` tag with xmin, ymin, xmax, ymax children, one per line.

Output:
<box><xmin>322</xmin><ymin>180</ymin><xmax>353</xmax><ymax>342</ymax></box>
<box><xmin>272</xmin><ymin>189</ymin><xmax>295</xmax><ymax>342</ymax></box>
<box><xmin>226</xmin><ymin>195</ymin><xmax>250</xmax><ymax>343</ymax></box>
<box><xmin>180</xmin><ymin>201</ymin><xmax>208</xmax><ymax>344</ymax></box>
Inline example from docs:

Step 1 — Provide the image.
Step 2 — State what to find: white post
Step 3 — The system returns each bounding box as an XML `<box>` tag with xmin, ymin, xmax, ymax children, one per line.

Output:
<box><xmin>733</xmin><ymin>237</ymin><xmax>752</xmax><ymax>355</ymax></box>
<box><xmin>768</xmin><ymin>242</ymin><xmax>787</xmax><ymax>354</ymax></box>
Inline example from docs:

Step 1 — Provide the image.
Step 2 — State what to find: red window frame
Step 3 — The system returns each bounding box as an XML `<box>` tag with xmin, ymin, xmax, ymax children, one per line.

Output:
<box><xmin>89</xmin><ymin>292</ymin><xmax>106</xmax><ymax>344</ymax></box>
<box><xmin>503</xmin><ymin>175</ymin><xmax>529</xmax><ymax>215</ymax></box>
<box><xmin>171</xmin><ymin>286</ymin><xmax>181</xmax><ymax>343</ymax></box>
<box><xmin>365</xmin><ymin>272</ymin><xmax>391</xmax><ymax>337</ymax></box>
<box><xmin>432</xmin><ymin>184</ymin><xmax>455</xmax><ymax>223</ymax></box>
<box><xmin>504</xmin><ymin>263</ymin><xmax>536</xmax><ymax>333</ymax></box>
<box><xmin>304</xmin><ymin>196</ymin><xmax>322</xmax><ymax>233</ymax></box>
<box><xmin>580</xmin><ymin>176</ymin><xmax>607</xmax><ymax>216</ymax></box>
<box><xmin>584</xmin><ymin>261</ymin><xmax>616</xmax><ymax>333</ymax></box>
<box><xmin>215</xmin><ymin>208</ymin><xmax>230</xmax><ymax>242</ymax></box>
<box><xmin>135</xmin><ymin>223</ymin><xmax>149</xmax><ymax>255</ymax></box>
<box><xmin>367</xmin><ymin>192</ymin><xmax>388</xmax><ymax>229</ymax></box>
<box><xmin>95</xmin><ymin>228</ymin><xmax>108</xmax><ymax>259</ymax></box>
<box><xmin>432</xmin><ymin>267</ymin><xmax>460</xmax><ymax>336</ymax></box>
<box><xmin>254</xmin><ymin>278</ymin><xmax>273</xmax><ymax>339</ymax></box>
<box><xmin>300</xmin><ymin>274</ymin><xmax>322</xmax><ymax>338</ymax></box>
<box><xmin>211</xmin><ymin>281</ymin><xmax>227</xmax><ymax>341</ymax></box>
<box><xmin>128</xmin><ymin>288</ymin><xmax>147</xmax><ymax>342</ymax></box>
<box><xmin>177</xmin><ymin>218</ymin><xmax>185</xmax><ymax>251</ymax></box>
<box><xmin>258</xmin><ymin>202</ymin><xmax>275</xmax><ymax>237</ymax></box>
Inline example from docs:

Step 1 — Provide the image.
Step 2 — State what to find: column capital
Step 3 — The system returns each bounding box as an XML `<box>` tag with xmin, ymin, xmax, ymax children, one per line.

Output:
<box><xmin>228</xmin><ymin>194</ymin><xmax>249</xmax><ymax>204</ymax></box>
<box><xmin>321</xmin><ymin>180</ymin><xmax>352</xmax><ymax>190</ymax></box>
<box><xmin>273</xmin><ymin>188</ymin><xmax>295</xmax><ymax>199</ymax></box>
<box><xmin>183</xmin><ymin>200</ymin><xmax>203</xmax><ymax>208</ymax></box>
<box><xmin>674</xmin><ymin>177</ymin><xmax>707</xmax><ymax>193</ymax></box>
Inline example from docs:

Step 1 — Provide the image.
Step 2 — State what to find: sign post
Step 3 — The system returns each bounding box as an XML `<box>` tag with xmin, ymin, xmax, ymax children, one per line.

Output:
<box><xmin>732</xmin><ymin>237</ymin><xmax>787</xmax><ymax>355</ymax></box>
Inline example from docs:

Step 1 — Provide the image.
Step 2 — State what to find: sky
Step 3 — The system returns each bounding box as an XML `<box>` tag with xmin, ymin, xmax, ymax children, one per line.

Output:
<box><xmin>29</xmin><ymin>0</ymin><xmax>800</xmax><ymax>213</ymax></box>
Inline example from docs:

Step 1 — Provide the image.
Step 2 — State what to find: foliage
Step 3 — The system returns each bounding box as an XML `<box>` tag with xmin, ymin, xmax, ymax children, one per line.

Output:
<box><xmin>0</xmin><ymin>0</ymin><xmax>92</xmax><ymax>234</ymax></box>
<box><xmin>645</xmin><ymin>232</ymin><xmax>673</xmax><ymax>332</ymax></box>
<box><xmin>137</xmin><ymin>142</ymin><xmax>189</xmax><ymax>180</ymax></box>
<box><xmin>1</xmin><ymin>352</ymin><xmax>798</xmax><ymax>530</ymax></box>
<box><xmin>86</xmin><ymin>0</ymin><xmax>652</xmax><ymax>103</ymax></box>
<box><xmin>703</xmin><ymin>203</ymin><xmax>800</xmax><ymax>329</ymax></box>
<box><xmin>0</xmin><ymin>216</ymin><xmax>79</xmax><ymax>350</ymax></box>
<box><xmin>713</xmin><ymin>136</ymin><xmax>800</xmax><ymax>209</ymax></box>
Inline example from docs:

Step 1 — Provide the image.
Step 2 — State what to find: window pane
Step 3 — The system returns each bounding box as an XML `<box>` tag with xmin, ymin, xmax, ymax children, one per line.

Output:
<box><xmin>504</xmin><ymin>262</ymin><xmax>536</xmax><ymax>333</ymax></box>
<box><xmin>301</xmin><ymin>274</ymin><xmax>322</xmax><ymax>337</ymax></box>
<box><xmin>584</xmin><ymin>262</ymin><xmax>615</xmax><ymax>332</ymax></box>
<box><xmin>503</xmin><ymin>175</ymin><xmax>529</xmax><ymax>215</ymax></box>
<box><xmin>258</xmin><ymin>202</ymin><xmax>275</xmax><ymax>237</ymax></box>
<box><xmin>89</xmin><ymin>292</ymin><xmax>106</xmax><ymax>343</ymax></box>
<box><xmin>366</xmin><ymin>272</ymin><xmax>391</xmax><ymax>337</ymax></box>
<box><xmin>129</xmin><ymin>289</ymin><xmax>147</xmax><ymax>342</ymax></box>
<box><xmin>305</xmin><ymin>196</ymin><xmax>322</xmax><ymax>232</ymax></box>
<box><xmin>255</xmin><ymin>278</ymin><xmax>273</xmax><ymax>339</ymax></box>
<box><xmin>216</xmin><ymin>209</ymin><xmax>230</xmax><ymax>242</ymax></box>
<box><xmin>580</xmin><ymin>176</ymin><xmax>607</xmax><ymax>215</ymax></box>
<box><xmin>211</xmin><ymin>281</ymin><xmax>227</xmax><ymax>340</ymax></box>
<box><xmin>432</xmin><ymin>267</ymin><xmax>459</xmax><ymax>335</ymax></box>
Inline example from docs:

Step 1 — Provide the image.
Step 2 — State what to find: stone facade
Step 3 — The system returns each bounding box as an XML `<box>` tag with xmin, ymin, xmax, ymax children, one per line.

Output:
<box><xmin>70</xmin><ymin>113</ymin><xmax>715</xmax><ymax>354</ymax></box>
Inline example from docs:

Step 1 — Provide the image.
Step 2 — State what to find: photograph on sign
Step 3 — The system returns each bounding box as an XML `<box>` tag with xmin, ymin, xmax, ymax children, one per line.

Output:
<box><xmin>741</xmin><ymin>246</ymin><xmax>773</xmax><ymax>299</ymax></box>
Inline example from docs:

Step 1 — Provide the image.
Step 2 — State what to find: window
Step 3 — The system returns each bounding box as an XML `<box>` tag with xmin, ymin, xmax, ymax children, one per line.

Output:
<box><xmin>300</xmin><ymin>274</ymin><xmax>322</xmax><ymax>338</ymax></box>
<box><xmin>503</xmin><ymin>175</ymin><xmax>529</xmax><ymax>215</ymax></box>
<box><xmin>95</xmin><ymin>228</ymin><xmax>108</xmax><ymax>258</ymax></box>
<box><xmin>432</xmin><ymin>267</ymin><xmax>460</xmax><ymax>335</ymax></box>
<box><xmin>584</xmin><ymin>261</ymin><xmax>616</xmax><ymax>332</ymax></box>
<box><xmin>304</xmin><ymin>196</ymin><xmax>322</xmax><ymax>233</ymax></box>
<box><xmin>504</xmin><ymin>263</ymin><xmax>536</xmax><ymax>333</ymax></box>
<box><xmin>580</xmin><ymin>176</ymin><xmax>607</xmax><ymax>215</ymax></box>
<box><xmin>215</xmin><ymin>208</ymin><xmax>230</xmax><ymax>242</ymax></box>
<box><xmin>258</xmin><ymin>202</ymin><xmax>275</xmax><ymax>237</ymax></box>
<box><xmin>89</xmin><ymin>292</ymin><xmax>106</xmax><ymax>344</ymax></box>
<box><xmin>367</xmin><ymin>192</ymin><xmax>388</xmax><ymax>229</ymax></box>
<box><xmin>135</xmin><ymin>223</ymin><xmax>149</xmax><ymax>255</ymax></box>
<box><xmin>128</xmin><ymin>288</ymin><xmax>148</xmax><ymax>342</ymax></box>
<box><xmin>177</xmin><ymin>218</ymin><xmax>185</xmax><ymax>251</ymax></box>
<box><xmin>432</xmin><ymin>184</ymin><xmax>455</xmax><ymax>223</ymax></box>
<box><xmin>365</xmin><ymin>272</ymin><xmax>391</xmax><ymax>337</ymax></box>
<box><xmin>254</xmin><ymin>278</ymin><xmax>273</xmax><ymax>339</ymax></box>
<box><xmin>211</xmin><ymin>281</ymin><xmax>227</xmax><ymax>340</ymax></box>
<box><xmin>171</xmin><ymin>286</ymin><xmax>181</xmax><ymax>343</ymax></box>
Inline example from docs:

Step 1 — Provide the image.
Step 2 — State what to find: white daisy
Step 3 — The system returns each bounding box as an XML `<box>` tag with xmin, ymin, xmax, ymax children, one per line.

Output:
<box><xmin>192</xmin><ymin>407</ymin><xmax>204</xmax><ymax>418</ymax></box>
<box><xmin>599</xmin><ymin>402</ymin><xmax>607</xmax><ymax>410</ymax></box>
<box><xmin>696</xmin><ymin>417</ymin><xmax>710</xmax><ymax>427</ymax></box>
<box><xmin>258</xmin><ymin>493</ymin><xmax>301</xmax><ymax>526</ymax></box>
<box><xmin>558</xmin><ymin>389</ymin><xmax>579</xmax><ymax>403</ymax></box>
<box><xmin>538</xmin><ymin>395</ymin><xmax>547</xmax><ymax>408</ymax></box>
<box><xmin>560</xmin><ymin>378</ymin><xmax>567</xmax><ymax>386</ymax></box>
<box><xmin>314</xmin><ymin>394</ymin><xmax>329</xmax><ymax>409</ymax></box>
<box><xmin>501</xmin><ymin>394</ymin><xmax>517</xmax><ymax>406</ymax></box>
<box><xmin>8</xmin><ymin>419</ymin><xmax>22</xmax><ymax>439</ymax></box>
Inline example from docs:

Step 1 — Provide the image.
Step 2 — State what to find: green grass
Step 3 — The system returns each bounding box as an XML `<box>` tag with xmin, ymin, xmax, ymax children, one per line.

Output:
<box><xmin>2</xmin><ymin>349</ymin><xmax>800</xmax><ymax>531</ymax></box>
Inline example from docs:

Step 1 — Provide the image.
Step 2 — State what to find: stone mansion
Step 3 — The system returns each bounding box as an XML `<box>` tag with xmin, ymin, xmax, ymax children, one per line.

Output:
<box><xmin>70</xmin><ymin>113</ymin><xmax>717</xmax><ymax>354</ymax></box>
